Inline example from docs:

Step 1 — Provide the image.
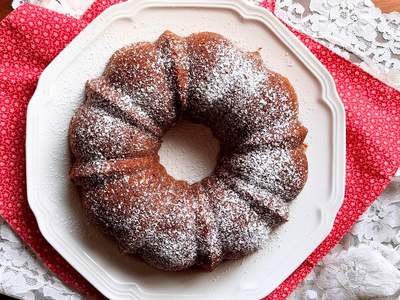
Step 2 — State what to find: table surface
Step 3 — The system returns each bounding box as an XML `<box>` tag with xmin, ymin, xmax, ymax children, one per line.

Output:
<box><xmin>0</xmin><ymin>1</ymin><xmax>11</xmax><ymax>20</ymax></box>
<box><xmin>372</xmin><ymin>0</ymin><xmax>400</xmax><ymax>12</ymax></box>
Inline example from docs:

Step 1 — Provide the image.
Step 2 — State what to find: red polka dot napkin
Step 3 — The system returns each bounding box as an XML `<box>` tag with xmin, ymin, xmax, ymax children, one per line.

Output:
<box><xmin>0</xmin><ymin>0</ymin><xmax>399</xmax><ymax>299</ymax></box>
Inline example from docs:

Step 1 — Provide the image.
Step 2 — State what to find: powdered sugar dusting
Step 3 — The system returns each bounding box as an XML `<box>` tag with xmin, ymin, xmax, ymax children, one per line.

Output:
<box><xmin>194</xmin><ymin>44</ymin><xmax>267</xmax><ymax>102</ymax></box>
<box><xmin>69</xmin><ymin>31</ymin><xmax>308</xmax><ymax>271</ymax></box>
<box><xmin>221</xmin><ymin>148</ymin><xmax>307</xmax><ymax>201</ymax></box>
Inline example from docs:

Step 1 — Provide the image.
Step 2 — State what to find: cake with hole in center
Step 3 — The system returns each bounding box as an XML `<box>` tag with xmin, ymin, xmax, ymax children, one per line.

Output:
<box><xmin>69</xmin><ymin>30</ymin><xmax>308</xmax><ymax>271</ymax></box>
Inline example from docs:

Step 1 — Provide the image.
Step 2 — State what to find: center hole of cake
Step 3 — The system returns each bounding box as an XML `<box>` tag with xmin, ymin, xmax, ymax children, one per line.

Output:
<box><xmin>158</xmin><ymin>120</ymin><xmax>220</xmax><ymax>184</ymax></box>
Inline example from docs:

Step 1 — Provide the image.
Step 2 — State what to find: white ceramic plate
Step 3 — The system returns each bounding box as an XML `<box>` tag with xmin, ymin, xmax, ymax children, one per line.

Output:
<box><xmin>26</xmin><ymin>0</ymin><xmax>346</xmax><ymax>299</ymax></box>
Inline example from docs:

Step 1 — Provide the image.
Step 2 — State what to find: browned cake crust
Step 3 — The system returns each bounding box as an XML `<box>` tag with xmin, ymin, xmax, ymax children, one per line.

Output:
<box><xmin>69</xmin><ymin>31</ymin><xmax>308</xmax><ymax>271</ymax></box>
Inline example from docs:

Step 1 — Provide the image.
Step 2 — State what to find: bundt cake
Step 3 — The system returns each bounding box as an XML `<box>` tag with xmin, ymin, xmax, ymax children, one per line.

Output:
<box><xmin>69</xmin><ymin>31</ymin><xmax>308</xmax><ymax>271</ymax></box>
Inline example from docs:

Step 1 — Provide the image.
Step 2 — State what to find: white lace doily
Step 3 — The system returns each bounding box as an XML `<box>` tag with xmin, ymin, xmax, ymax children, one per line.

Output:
<box><xmin>0</xmin><ymin>220</ymin><xmax>80</xmax><ymax>299</ymax></box>
<box><xmin>275</xmin><ymin>0</ymin><xmax>400</xmax><ymax>90</ymax></box>
<box><xmin>288</xmin><ymin>177</ymin><xmax>400</xmax><ymax>300</ymax></box>
<box><xmin>3</xmin><ymin>0</ymin><xmax>400</xmax><ymax>299</ymax></box>
<box><xmin>11</xmin><ymin>0</ymin><xmax>94</xmax><ymax>18</ymax></box>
